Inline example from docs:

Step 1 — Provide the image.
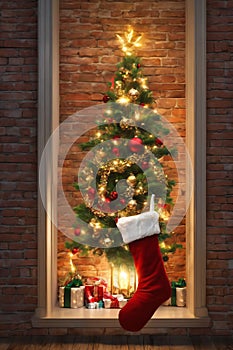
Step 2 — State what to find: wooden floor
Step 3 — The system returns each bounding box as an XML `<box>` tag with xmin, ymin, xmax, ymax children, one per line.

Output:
<box><xmin>0</xmin><ymin>336</ymin><xmax>233</xmax><ymax>350</ymax></box>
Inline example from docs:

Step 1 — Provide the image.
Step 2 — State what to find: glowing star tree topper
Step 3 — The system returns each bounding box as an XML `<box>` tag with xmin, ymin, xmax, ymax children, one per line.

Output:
<box><xmin>116</xmin><ymin>27</ymin><xmax>142</xmax><ymax>56</ymax></box>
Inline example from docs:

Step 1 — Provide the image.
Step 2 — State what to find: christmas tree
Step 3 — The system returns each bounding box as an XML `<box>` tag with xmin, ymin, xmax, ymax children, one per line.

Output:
<box><xmin>65</xmin><ymin>28</ymin><xmax>181</xmax><ymax>268</ymax></box>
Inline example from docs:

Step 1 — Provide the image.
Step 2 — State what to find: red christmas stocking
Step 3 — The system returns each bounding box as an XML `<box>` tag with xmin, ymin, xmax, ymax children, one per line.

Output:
<box><xmin>119</xmin><ymin>234</ymin><xmax>171</xmax><ymax>332</ymax></box>
<box><xmin>116</xmin><ymin>195</ymin><xmax>171</xmax><ymax>332</ymax></box>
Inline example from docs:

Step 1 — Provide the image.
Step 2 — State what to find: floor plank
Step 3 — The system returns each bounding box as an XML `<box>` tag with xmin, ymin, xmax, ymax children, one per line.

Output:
<box><xmin>212</xmin><ymin>336</ymin><xmax>233</xmax><ymax>350</ymax></box>
<box><xmin>148</xmin><ymin>336</ymin><xmax>170</xmax><ymax>350</ymax></box>
<box><xmin>4</xmin><ymin>340</ymin><xmax>25</xmax><ymax>350</ymax></box>
<box><xmin>191</xmin><ymin>336</ymin><xmax>218</xmax><ymax>350</ymax></box>
<box><xmin>93</xmin><ymin>335</ymin><xmax>129</xmax><ymax>350</ymax></box>
<box><xmin>0</xmin><ymin>342</ymin><xmax>11</xmax><ymax>350</ymax></box>
<box><xmin>1</xmin><ymin>335</ymin><xmax>233</xmax><ymax>350</ymax></box>
<box><xmin>169</xmin><ymin>336</ymin><xmax>194</xmax><ymax>350</ymax></box>
<box><xmin>141</xmin><ymin>335</ymin><xmax>161</xmax><ymax>350</ymax></box>
<box><xmin>127</xmin><ymin>335</ymin><xmax>144</xmax><ymax>350</ymax></box>
<box><xmin>48</xmin><ymin>336</ymin><xmax>77</xmax><ymax>350</ymax></box>
<box><xmin>72</xmin><ymin>336</ymin><xmax>94</xmax><ymax>350</ymax></box>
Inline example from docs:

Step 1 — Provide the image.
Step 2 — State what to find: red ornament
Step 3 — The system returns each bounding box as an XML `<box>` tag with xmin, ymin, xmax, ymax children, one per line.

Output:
<box><xmin>155</xmin><ymin>138</ymin><xmax>163</xmax><ymax>146</ymax></box>
<box><xmin>114</xmin><ymin>217</ymin><xmax>118</xmax><ymax>223</ymax></box>
<box><xmin>87</xmin><ymin>187</ymin><xmax>96</xmax><ymax>199</ymax></box>
<box><xmin>120</xmin><ymin>198</ymin><xmax>126</xmax><ymax>205</ymax></box>
<box><xmin>141</xmin><ymin>161</ymin><xmax>150</xmax><ymax>170</ymax></box>
<box><xmin>128</xmin><ymin>137</ymin><xmax>143</xmax><ymax>153</ymax></box>
<box><xmin>74</xmin><ymin>227</ymin><xmax>81</xmax><ymax>236</ymax></box>
<box><xmin>110</xmin><ymin>191</ymin><xmax>118</xmax><ymax>200</ymax></box>
<box><xmin>137</xmin><ymin>63</ymin><xmax>141</xmax><ymax>69</ymax></box>
<box><xmin>112</xmin><ymin>147</ymin><xmax>120</xmax><ymax>157</ymax></box>
<box><xmin>113</xmin><ymin>135</ymin><xmax>120</xmax><ymax>140</ymax></box>
<box><xmin>105</xmin><ymin>197</ymin><xmax>111</xmax><ymax>203</ymax></box>
<box><xmin>72</xmin><ymin>247</ymin><xmax>79</xmax><ymax>255</ymax></box>
<box><xmin>158</xmin><ymin>203</ymin><xmax>167</xmax><ymax>209</ymax></box>
<box><xmin>140</xmin><ymin>103</ymin><xmax>145</xmax><ymax>107</ymax></box>
<box><xmin>103</xmin><ymin>95</ymin><xmax>110</xmax><ymax>103</ymax></box>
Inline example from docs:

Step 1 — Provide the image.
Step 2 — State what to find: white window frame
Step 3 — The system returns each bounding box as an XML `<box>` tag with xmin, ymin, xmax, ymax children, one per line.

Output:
<box><xmin>33</xmin><ymin>0</ymin><xmax>210</xmax><ymax>329</ymax></box>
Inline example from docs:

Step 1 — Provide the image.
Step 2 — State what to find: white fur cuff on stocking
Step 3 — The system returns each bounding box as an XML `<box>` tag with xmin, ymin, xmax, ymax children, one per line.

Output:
<box><xmin>116</xmin><ymin>194</ymin><xmax>160</xmax><ymax>244</ymax></box>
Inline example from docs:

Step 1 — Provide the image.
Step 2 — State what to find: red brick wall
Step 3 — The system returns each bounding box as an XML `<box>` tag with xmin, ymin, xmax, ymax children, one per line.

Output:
<box><xmin>0</xmin><ymin>0</ymin><xmax>38</xmax><ymax>336</ymax></box>
<box><xmin>206</xmin><ymin>0</ymin><xmax>233</xmax><ymax>335</ymax></box>
<box><xmin>0</xmin><ymin>0</ymin><xmax>232</xmax><ymax>337</ymax></box>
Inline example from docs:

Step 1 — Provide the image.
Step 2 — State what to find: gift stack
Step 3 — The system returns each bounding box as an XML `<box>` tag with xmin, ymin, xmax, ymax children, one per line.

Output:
<box><xmin>163</xmin><ymin>278</ymin><xmax>186</xmax><ymax>307</ymax></box>
<box><xmin>59</xmin><ymin>275</ymin><xmax>128</xmax><ymax>309</ymax></box>
<box><xmin>84</xmin><ymin>277</ymin><xmax>128</xmax><ymax>309</ymax></box>
<box><xmin>59</xmin><ymin>276</ymin><xmax>85</xmax><ymax>308</ymax></box>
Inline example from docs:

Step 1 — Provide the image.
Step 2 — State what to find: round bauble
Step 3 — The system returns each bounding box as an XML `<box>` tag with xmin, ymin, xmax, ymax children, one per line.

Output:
<box><xmin>93</xmin><ymin>248</ymin><xmax>103</xmax><ymax>256</ymax></box>
<box><xmin>127</xmin><ymin>174</ymin><xmax>137</xmax><ymax>186</ymax></box>
<box><xmin>74</xmin><ymin>227</ymin><xmax>81</xmax><ymax>236</ymax></box>
<box><xmin>155</xmin><ymin>137</ymin><xmax>163</xmax><ymax>146</ymax></box>
<box><xmin>113</xmin><ymin>135</ymin><xmax>120</xmax><ymax>144</ymax></box>
<box><xmin>103</xmin><ymin>95</ymin><xmax>110</xmax><ymax>103</ymax></box>
<box><xmin>87</xmin><ymin>187</ymin><xmax>96</xmax><ymax>199</ymax></box>
<box><xmin>103</xmin><ymin>237</ymin><xmax>112</xmax><ymax>247</ymax></box>
<box><xmin>72</xmin><ymin>247</ymin><xmax>79</xmax><ymax>255</ymax></box>
<box><xmin>127</xmin><ymin>199</ymin><xmax>137</xmax><ymax>209</ymax></box>
<box><xmin>128</xmin><ymin>88</ymin><xmax>139</xmax><ymax>101</ymax></box>
<box><xmin>112</xmin><ymin>147</ymin><xmax>120</xmax><ymax>157</ymax></box>
<box><xmin>141</xmin><ymin>161</ymin><xmax>150</xmax><ymax>170</ymax></box>
<box><xmin>120</xmin><ymin>117</ymin><xmax>133</xmax><ymax>130</ymax></box>
<box><xmin>128</xmin><ymin>136</ymin><xmax>143</xmax><ymax>153</ymax></box>
<box><xmin>120</xmin><ymin>198</ymin><xmax>126</xmax><ymax>205</ymax></box>
<box><xmin>163</xmin><ymin>255</ymin><xmax>169</xmax><ymax>262</ymax></box>
<box><xmin>110</xmin><ymin>191</ymin><xmax>118</xmax><ymax>200</ymax></box>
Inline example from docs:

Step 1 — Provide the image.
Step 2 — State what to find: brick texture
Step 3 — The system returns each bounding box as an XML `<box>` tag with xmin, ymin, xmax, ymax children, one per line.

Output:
<box><xmin>0</xmin><ymin>0</ymin><xmax>38</xmax><ymax>336</ymax></box>
<box><xmin>0</xmin><ymin>0</ymin><xmax>232</xmax><ymax>337</ymax></box>
<box><xmin>206</xmin><ymin>0</ymin><xmax>233</xmax><ymax>336</ymax></box>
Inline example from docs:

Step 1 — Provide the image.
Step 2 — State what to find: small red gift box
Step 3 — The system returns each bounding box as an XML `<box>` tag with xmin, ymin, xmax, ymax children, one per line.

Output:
<box><xmin>84</xmin><ymin>285</ymin><xmax>104</xmax><ymax>303</ymax></box>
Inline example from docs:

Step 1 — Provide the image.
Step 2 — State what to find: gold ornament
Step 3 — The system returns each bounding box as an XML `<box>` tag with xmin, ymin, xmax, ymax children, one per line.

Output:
<box><xmin>119</xmin><ymin>117</ymin><xmax>134</xmax><ymax>129</ymax></box>
<box><xmin>128</xmin><ymin>88</ymin><xmax>139</xmax><ymax>101</ymax></box>
<box><xmin>120</xmin><ymin>117</ymin><xmax>130</xmax><ymax>129</ymax></box>
<box><xmin>127</xmin><ymin>199</ymin><xmax>137</xmax><ymax>210</ymax></box>
<box><xmin>127</xmin><ymin>174</ymin><xmax>137</xmax><ymax>186</ymax></box>
<box><xmin>99</xmin><ymin>149</ymin><xmax>106</xmax><ymax>158</ymax></box>
<box><xmin>103</xmin><ymin>237</ymin><xmax>113</xmax><ymax>247</ymax></box>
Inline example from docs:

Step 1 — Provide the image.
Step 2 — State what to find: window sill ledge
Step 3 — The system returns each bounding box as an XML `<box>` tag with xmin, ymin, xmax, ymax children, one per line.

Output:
<box><xmin>32</xmin><ymin>306</ymin><xmax>210</xmax><ymax>330</ymax></box>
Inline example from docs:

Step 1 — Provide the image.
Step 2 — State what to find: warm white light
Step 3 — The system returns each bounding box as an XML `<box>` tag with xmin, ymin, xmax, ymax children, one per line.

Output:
<box><xmin>116</xmin><ymin>27</ymin><xmax>142</xmax><ymax>55</ymax></box>
<box><xmin>117</xmin><ymin>96</ymin><xmax>130</xmax><ymax>104</ymax></box>
<box><xmin>105</xmin><ymin>109</ymin><xmax>112</xmax><ymax>115</ymax></box>
<box><xmin>119</xmin><ymin>269</ymin><xmax>129</xmax><ymax>290</ymax></box>
<box><xmin>69</xmin><ymin>257</ymin><xmax>76</xmax><ymax>273</ymax></box>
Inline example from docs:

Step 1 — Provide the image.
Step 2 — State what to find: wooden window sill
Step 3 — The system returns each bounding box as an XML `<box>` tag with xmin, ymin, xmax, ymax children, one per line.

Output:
<box><xmin>32</xmin><ymin>306</ymin><xmax>210</xmax><ymax>329</ymax></box>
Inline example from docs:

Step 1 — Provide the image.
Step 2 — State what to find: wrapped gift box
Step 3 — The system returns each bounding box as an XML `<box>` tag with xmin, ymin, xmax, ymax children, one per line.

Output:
<box><xmin>170</xmin><ymin>278</ymin><xmax>186</xmax><ymax>307</ymax></box>
<box><xmin>59</xmin><ymin>285</ymin><xmax>85</xmax><ymax>308</ymax></box>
